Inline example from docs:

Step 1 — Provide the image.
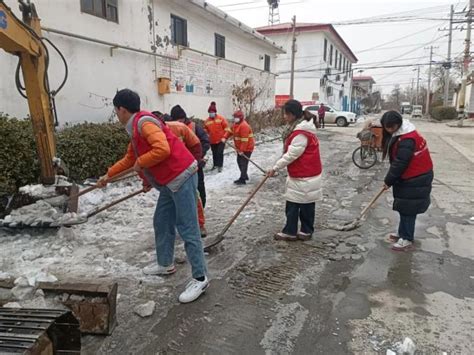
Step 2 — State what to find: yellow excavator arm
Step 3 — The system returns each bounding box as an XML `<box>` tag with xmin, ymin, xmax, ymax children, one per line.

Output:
<box><xmin>0</xmin><ymin>0</ymin><xmax>56</xmax><ymax>184</ymax></box>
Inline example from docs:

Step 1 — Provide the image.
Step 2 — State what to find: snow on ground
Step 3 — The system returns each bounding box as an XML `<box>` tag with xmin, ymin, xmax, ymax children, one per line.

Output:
<box><xmin>0</xmin><ymin>128</ymin><xmax>285</xmax><ymax>291</ymax></box>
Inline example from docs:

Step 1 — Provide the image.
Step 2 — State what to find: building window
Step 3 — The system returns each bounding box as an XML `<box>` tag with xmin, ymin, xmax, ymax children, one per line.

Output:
<box><xmin>264</xmin><ymin>54</ymin><xmax>271</xmax><ymax>72</ymax></box>
<box><xmin>329</xmin><ymin>45</ymin><xmax>333</xmax><ymax>66</ymax></box>
<box><xmin>323</xmin><ymin>38</ymin><xmax>327</xmax><ymax>62</ymax></box>
<box><xmin>339</xmin><ymin>53</ymin><xmax>342</xmax><ymax>70</ymax></box>
<box><xmin>335</xmin><ymin>49</ymin><xmax>338</xmax><ymax>68</ymax></box>
<box><xmin>215</xmin><ymin>33</ymin><xmax>225</xmax><ymax>58</ymax></box>
<box><xmin>80</xmin><ymin>0</ymin><xmax>118</xmax><ymax>23</ymax></box>
<box><xmin>171</xmin><ymin>14</ymin><xmax>188</xmax><ymax>46</ymax></box>
<box><xmin>343</xmin><ymin>58</ymin><xmax>346</xmax><ymax>73</ymax></box>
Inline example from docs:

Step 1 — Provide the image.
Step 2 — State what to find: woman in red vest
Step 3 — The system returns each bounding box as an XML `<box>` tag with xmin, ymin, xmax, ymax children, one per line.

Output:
<box><xmin>268</xmin><ymin>100</ymin><xmax>323</xmax><ymax>241</ymax></box>
<box><xmin>381</xmin><ymin>110</ymin><xmax>434</xmax><ymax>251</ymax></box>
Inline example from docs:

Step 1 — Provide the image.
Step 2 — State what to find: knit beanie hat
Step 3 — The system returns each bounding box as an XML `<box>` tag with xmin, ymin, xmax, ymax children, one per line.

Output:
<box><xmin>170</xmin><ymin>105</ymin><xmax>187</xmax><ymax>120</ymax></box>
<box><xmin>208</xmin><ymin>101</ymin><xmax>217</xmax><ymax>113</ymax></box>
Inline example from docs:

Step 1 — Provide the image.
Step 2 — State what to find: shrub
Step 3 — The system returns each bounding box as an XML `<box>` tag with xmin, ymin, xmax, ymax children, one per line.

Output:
<box><xmin>0</xmin><ymin>114</ymin><xmax>41</xmax><ymax>194</ymax></box>
<box><xmin>247</xmin><ymin>108</ymin><xmax>284</xmax><ymax>133</ymax></box>
<box><xmin>430</xmin><ymin>106</ymin><xmax>457</xmax><ymax>121</ymax></box>
<box><xmin>56</xmin><ymin>122</ymin><xmax>129</xmax><ymax>181</ymax></box>
<box><xmin>0</xmin><ymin>113</ymin><xmax>129</xmax><ymax>195</ymax></box>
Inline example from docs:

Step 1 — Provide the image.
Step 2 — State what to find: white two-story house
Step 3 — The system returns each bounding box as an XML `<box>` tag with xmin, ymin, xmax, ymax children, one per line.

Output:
<box><xmin>256</xmin><ymin>22</ymin><xmax>357</xmax><ymax>112</ymax></box>
<box><xmin>0</xmin><ymin>0</ymin><xmax>284</xmax><ymax>123</ymax></box>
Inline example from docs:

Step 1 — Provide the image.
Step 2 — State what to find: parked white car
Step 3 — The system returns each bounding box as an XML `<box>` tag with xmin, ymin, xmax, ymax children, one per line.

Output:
<box><xmin>303</xmin><ymin>104</ymin><xmax>358</xmax><ymax>127</ymax></box>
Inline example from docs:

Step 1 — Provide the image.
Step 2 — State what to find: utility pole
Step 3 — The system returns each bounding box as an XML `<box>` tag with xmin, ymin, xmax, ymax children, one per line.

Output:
<box><xmin>444</xmin><ymin>5</ymin><xmax>454</xmax><ymax>106</ymax></box>
<box><xmin>415</xmin><ymin>66</ymin><xmax>420</xmax><ymax>105</ymax></box>
<box><xmin>411</xmin><ymin>78</ymin><xmax>414</xmax><ymax>104</ymax></box>
<box><xmin>289</xmin><ymin>15</ymin><xmax>296</xmax><ymax>99</ymax></box>
<box><xmin>425</xmin><ymin>45</ymin><xmax>438</xmax><ymax>115</ymax></box>
<box><xmin>457</xmin><ymin>1</ymin><xmax>472</xmax><ymax>126</ymax></box>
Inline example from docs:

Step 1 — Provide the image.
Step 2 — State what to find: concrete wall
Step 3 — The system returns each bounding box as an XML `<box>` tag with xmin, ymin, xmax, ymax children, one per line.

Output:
<box><xmin>0</xmin><ymin>0</ymin><xmax>279</xmax><ymax>123</ymax></box>
<box><xmin>267</xmin><ymin>30</ymin><xmax>354</xmax><ymax>110</ymax></box>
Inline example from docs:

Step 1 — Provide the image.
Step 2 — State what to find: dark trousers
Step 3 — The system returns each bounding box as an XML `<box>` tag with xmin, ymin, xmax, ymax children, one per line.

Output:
<box><xmin>398</xmin><ymin>214</ymin><xmax>417</xmax><ymax>241</ymax></box>
<box><xmin>211</xmin><ymin>142</ymin><xmax>225</xmax><ymax>168</ymax></box>
<box><xmin>319</xmin><ymin>116</ymin><xmax>325</xmax><ymax>128</ymax></box>
<box><xmin>237</xmin><ymin>152</ymin><xmax>252</xmax><ymax>180</ymax></box>
<box><xmin>282</xmin><ymin>201</ymin><xmax>315</xmax><ymax>236</ymax></box>
<box><xmin>197</xmin><ymin>166</ymin><xmax>206</xmax><ymax>208</ymax></box>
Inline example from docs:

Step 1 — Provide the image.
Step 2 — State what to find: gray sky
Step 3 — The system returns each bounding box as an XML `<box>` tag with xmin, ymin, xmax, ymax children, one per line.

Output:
<box><xmin>210</xmin><ymin>0</ymin><xmax>469</xmax><ymax>95</ymax></box>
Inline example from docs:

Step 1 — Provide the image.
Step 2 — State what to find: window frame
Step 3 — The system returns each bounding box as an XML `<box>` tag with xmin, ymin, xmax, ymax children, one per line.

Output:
<box><xmin>323</xmin><ymin>38</ymin><xmax>327</xmax><ymax>62</ymax></box>
<box><xmin>329</xmin><ymin>44</ymin><xmax>333</xmax><ymax>66</ymax></box>
<box><xmin>264</xmin><ymin>54</ymin><xmax>271</xmax><ymax>72</ymax></box>
<box><xmin>215</xmin><ymin>33</ymin><xmax>226</xmax><ymax>58</ymax></box>
<box><xmin>80</xmin><ymin>0</ymin><xmax>119</xmax><ymax>23</ymax></box>
<box><xmin>171</xmin><ymin>14</ymin><xmax>188</xmax><ymax>47</ymax></box>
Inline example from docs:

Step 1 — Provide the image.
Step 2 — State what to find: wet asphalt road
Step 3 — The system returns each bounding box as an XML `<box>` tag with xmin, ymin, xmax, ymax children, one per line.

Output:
<box><xmin>81</xmin><ymin>119</ymin><xmax>473</xmax><ymax>354</ymax></box>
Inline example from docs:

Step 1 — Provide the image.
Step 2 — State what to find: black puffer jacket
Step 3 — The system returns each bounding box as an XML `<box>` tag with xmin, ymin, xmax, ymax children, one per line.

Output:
<box><xmin>385</xmin><ymin>138</ymin><xmax>433</xmax><ymax>215</ymax></box>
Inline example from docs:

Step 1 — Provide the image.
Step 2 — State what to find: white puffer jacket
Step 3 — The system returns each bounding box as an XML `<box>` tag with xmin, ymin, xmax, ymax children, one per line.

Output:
<box><xmin>273</xmin><ymin>120</ymin><xmax>323</xmax><ymax>204</ymax></box>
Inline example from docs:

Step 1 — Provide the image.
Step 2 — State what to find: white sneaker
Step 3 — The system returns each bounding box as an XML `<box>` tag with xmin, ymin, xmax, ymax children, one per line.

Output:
<box><xmin>178</xmin><ymin>276</ymin><xmax>209</xmax><ymax>303</ymax></box>
<box><xmin>143</xmin><ymin>263</ymin><xmax>176</xmax><ymax>276</ymax></box>
<box><xmin>391</xmin><ymin>239</ymin><xmax>414</xmax><ymax>251</ymax></box>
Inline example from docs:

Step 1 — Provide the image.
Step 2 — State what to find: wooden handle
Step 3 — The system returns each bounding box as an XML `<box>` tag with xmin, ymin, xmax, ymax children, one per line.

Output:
<box><xmin>224</xmin><ymin>141</ymin><xmax>266</xmax><ymax>174</ymax></box>
<box><xmin>87</xmin><ymin>188</ymin><xmax>145</xmax><ymax>218</ymax></box>
<box><xmin>75</xmin><ymin>168</ymin><xmax>136</xmax><ymax>198</ymax></box>
<box><xmin>219</xmin><ymin>174</ymin><xmax>270</xmax><ymax>236</ymax></box>
<box><xmin>359</xmin><ymin>187</ymin><xmax>386</xmax><ymax>218</ymax></box>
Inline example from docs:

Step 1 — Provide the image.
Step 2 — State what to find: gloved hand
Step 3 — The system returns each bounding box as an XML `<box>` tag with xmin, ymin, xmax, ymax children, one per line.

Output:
<box><xmin>97</xmin><ymin>174</ymin><xmax>109</xmax><ymax>188</ymax></box>
<box><xmin>198</xmin><ymin>159</ymin><xmax>207</xmax><ymax>168</ymax></box>
<box><xmin>133</xmin><ymin>160</ymin><xmax>142</xmax><ymax>172</ymax></box>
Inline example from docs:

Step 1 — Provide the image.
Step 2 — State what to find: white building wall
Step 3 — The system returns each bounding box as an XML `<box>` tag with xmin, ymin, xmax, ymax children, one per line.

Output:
<box><xmin>0</xmin><ymin>0</ymin><xmax>279</xmax><ymax>124</ymax></box>
<box><xmin>268</xmin><ymin>30</ymin><xmax>354</xmax><ymax>110</ymax></box>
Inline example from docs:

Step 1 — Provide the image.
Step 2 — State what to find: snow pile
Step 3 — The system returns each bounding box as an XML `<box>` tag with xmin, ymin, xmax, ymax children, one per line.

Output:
<box><xmin>0</xmin><ymin>200</ymin><xmax>87</xmax><ymax>227</ymax></box>
<box><xmin>19</xmin><ymin>184</ymin><xmax>57</xmax><ymax>199</ymax></box>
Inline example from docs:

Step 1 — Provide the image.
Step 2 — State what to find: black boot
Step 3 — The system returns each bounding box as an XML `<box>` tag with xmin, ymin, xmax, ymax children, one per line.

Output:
<box><xmin>234</xmin><ymin>178</ymin><xmax>246</xmax><ymax>185</ymax></box>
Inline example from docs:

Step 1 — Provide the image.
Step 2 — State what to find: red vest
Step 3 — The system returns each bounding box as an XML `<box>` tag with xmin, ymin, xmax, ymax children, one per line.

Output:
<box><xmin>392</xmin><ymin>130</ymin><xmax>433</xmax><ymax>180</ymax></box>
<box><xmin>132</xmin><ymin>111</ymin><xmax>195</xmax><ymax>185</ymax></box>
<box><xmin>284</xmin><ymin>130</ymin><xmax>323</xmax><ymax>178</ymax></box>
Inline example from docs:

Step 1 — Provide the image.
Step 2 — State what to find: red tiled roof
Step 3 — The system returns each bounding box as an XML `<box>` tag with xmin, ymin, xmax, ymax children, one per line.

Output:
<box><xmin>353</xmin><ymin>76</ymin><xmax>375</xmax><ymax>83</ymax></box>
<box><xmin>255</xmin><ymin>22</ymin><xmax>357</xmax><ymax>62</ymax></box>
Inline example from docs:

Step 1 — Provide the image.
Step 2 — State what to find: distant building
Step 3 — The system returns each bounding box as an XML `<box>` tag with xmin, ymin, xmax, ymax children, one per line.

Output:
<box><xmin>256</xmin><ymin>22</ymin><xmax>358</xmax><ymax>111</ymax></box>
<box><xmin>352</xmin><ymin>76</ymin><xmax>377</xmax><ymax>114</ymax></box>
<box><xmin>0</xmin><ymin>0</ymin><xmax>284</xmax><ymax>123</ymax></box>
<box><xmin>352</xmin><ymin>76</ymin><xmax>375</xmax><ymax>94</ymax></box>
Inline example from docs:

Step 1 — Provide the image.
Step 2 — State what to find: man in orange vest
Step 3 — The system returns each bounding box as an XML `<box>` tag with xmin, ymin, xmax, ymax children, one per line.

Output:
<box><xmin>98</xmin><ymin>89</ymin><xmax>208</xmax><ymax>304</ymax></box>
<box><xmin>222</xmin><ymin>110</ymin><xmax>255</xmax><ymax>185</ymax></box>
<box><xmin>204</xmin><ymin>101</ymin><xmax>230</xmax><ymax>172</ymax></box>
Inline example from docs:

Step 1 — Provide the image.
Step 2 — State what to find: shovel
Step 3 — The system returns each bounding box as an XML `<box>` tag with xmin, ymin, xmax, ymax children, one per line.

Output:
<box><xmin>327</xmin><ymin>187</ymin><xmax>386</xmax><ymax>231</ymax></box>
<box><xmin>62</xmin><ymin>187</ymin><xmax>146</xmax><ymax>226</ymax></box>
<box><xmin>204</xmin><ymin>174</ymin><xmax>270</xmax><ymax>251</ymax></box>
<box><xmin>224</xmin><ymin>141</ymin><xmax>266</xmax><ymax>174</ymax></box>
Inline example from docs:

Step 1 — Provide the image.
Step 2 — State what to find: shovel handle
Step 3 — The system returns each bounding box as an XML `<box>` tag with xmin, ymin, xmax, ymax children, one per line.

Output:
<box><xmin>75</xmin><ymin>168</ymin><xmax>136</xmax><ymax>198</ymax></box>
<box><xmin>87</xmin><ymin>188</ymin><xmax>145</xmax><ymax>219</ymax></box>
<box><xmin>359</xmin><ymin>187</ymin><xmax>386</xmax><ymax>218</ymax></box>
<box><xmin>219</xmin><ymin>174</ymin><xmax>270</xmax><ymax>236</ymax></box>
<box><xmin>224</xmin><ymin>141</ymin><xmax>266</xmax><ymax>174</ymax></box>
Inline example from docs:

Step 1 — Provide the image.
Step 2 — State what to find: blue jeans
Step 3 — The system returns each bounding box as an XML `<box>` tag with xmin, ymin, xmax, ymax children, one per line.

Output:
<box><xmin>398</xmin><ymin>214</ymin><xmax>417</xmax><ymax>241</ymax></box>
<box><xmin>153</xmin><ymin>174</ymin><xmax>207</xmax><ymax>279</ymax></box>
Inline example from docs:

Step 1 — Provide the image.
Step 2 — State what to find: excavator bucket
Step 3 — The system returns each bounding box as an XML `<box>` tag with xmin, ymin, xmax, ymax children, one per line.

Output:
<box><xmin>0</xmin><ymin>308</ymin><xmax>81</xmax><ymax>354</ymax></box>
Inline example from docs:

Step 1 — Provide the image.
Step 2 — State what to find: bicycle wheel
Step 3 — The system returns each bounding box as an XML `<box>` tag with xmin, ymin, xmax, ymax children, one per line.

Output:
<box><xmin>352</xmin><ymin>146</ymin><xmax>377</xmax><ymax>169</ymax></box>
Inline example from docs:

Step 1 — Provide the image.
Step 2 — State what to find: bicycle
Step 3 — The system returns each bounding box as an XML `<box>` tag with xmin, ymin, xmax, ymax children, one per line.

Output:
<box><xmin>352</xmin><ymin>127</ymin><xmax>383</xmax><ymax>169</ymax></box>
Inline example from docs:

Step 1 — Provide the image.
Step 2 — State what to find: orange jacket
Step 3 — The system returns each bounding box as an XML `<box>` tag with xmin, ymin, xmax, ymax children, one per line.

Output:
<box><xmin>204</xmin><ymin>114</ymin><xmax>231</xmax><ymax>144</ymax></box>
<box><xmin>166</xmin><ymin>121</ymin><xmax>202</xmax><ymax>161</ymax></box>
<box><xmin>224</xmin><ymin>120</ymin><xmax>255</xmax><ymax>152</ymax></box>
<box><xmin>108</xmin><ymin>121</ymin><xmax>170</xmax><ymax>177</ymax></box>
